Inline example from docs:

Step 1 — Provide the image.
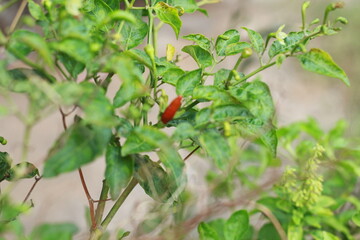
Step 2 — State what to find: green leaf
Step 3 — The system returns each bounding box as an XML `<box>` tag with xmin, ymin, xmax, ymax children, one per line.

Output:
<box><xmin>133</xmin><ymin>155</ymin><xmax>175</xmax><ymax>202</ymax></box>
<box><xmin>161</xmin><ymin>67</ymin><xmax>185</xmax><ymax>86</ymax></box>
<box><xmin>57</xmin><ymin>53</ymin><xmax>85</xmax><ymax>78</ymax></box>
<box><xmin>287</xmin><ymin>224</ymin><xmax>303</xmax><ymax>240</ymax></box>
<box><xmin>170</xmin><ymin>0</ymin><xmax>198</xmax><ymax>13</ymax></box>
<box><xmin>176</xmin><ymin>68</ymin><xmax>202</xmax><ymax>97</ymax></box>
<box><xmin>154</xmin><ymin>2</ymin><xmax>182</xmax><ymax>38</ymax></box>
<box><xmin>224</xmin><ymin>42</ymin><xmax>252</xmax><ymax>56</ymax></box>
<box><xmin>198</xmin><ymin>222</ymin><xmax>221</xmax><ymax>240</ymax></box>
<box><xmin>193</xmin><ymin>85</ymin><xmax>235</xmax><ymax>105</ymax></box>
<box><xmin>30</xmin><ymin>223</ymin><xmax>78</xmax><ymax>240</ymax></box>
<box><xmin>51</xmin><ymin>37</ymin><xmax>93</xmax><ymax>64</ymax></box>
<box><xmin>269</xmin><ymin>32</ymin><xmax>304</xmax><ymax>58</ymax></box>
<box><xmin>242</xmin><ymin>27</ymin><xmax>264</xmax><ymax>54</ymax></box>
<box><xmin>182</xmin><ymin>45</ymin><xmax>214</xmax><ymax>68</ymax></box>
<box><xmin>0</xmin><ymin>152</ymin><xmax>12</xmax><ymax>182</ymax></box>
<box><xmin>7</xmin><ymin>30</ymin><xmax>53</xmax><ymax>66</ymax></box>
<box><xmin>229</xmin><ymin>80</ymin><xmax>274</xmax><ymax>122</ymax></box>
<box><xmin>311</xmin><ymin>230</ymin><xmax>340</xmax><ymax>240</ymax></box>
<box><xmin>105</xmin><ymin>141</ymin><xmax>134</xmax><ymax>199</ymax></box>
<box><xmin>43</xmin><ymin>123</ymin><xmax>112</xmax><ymax>177</ymax></box>
<box><xmin>120</xmin><ymin>17</ymin><xmax>148</xmax><ymax>50</ymax></box>
<box><xmin>183</xmin><ymin>34</ymin><xmax>211</xmax><ymax>51</ymax></box>
<box><xmin>199</xmin><ymin>130</ymin><xmax>231</xmax><ymax>169</ymax></box>
<box><xmin>116</xmin><ymin>117</ymin><xmax>133</xmax><ymax>138</ymax></box>
<box><xmin>224</xmin><ymin>210</ymin><xmax>250</xmax><ymax>240</ymax></box>
<box><xmin>122</xmin><ymin>126</ymin><xmax>169</xmax><ymax>156</ymax></box>
<box><xmin>352</xmin><ymin>211</ymin><xmax>360</xmax><ymax>227</ymax></box>
<box><xmin>102</xmin><ymin>10</ymin><xmax>136</xmax><ymax>25</ymax></box>
<box><xmin>6</xmin><ymin>162</ymin><xmax>39</xmax><ymax>181</ymax></box>
<box><xmin>258</xmin><ymin>223</ymin><xmax>281</xmax><ymax>240</ymax></box>
<box><xmin>172</xmin><ymin>122</ymin><xmax>198</xmax><ymax>141</ymax></box>
<box><xmin>297</xmin><ymin>48</ymin><xmax>350</xmax><ymax>86</ymax></box>
<box><xmin>215</xmin><ymin>29</ymin><xmax>240</xmax><ymax>56</ymax></box>
<box><xmin>28</xmin><ymin>0</ymin><xmax>46</xmax><ymax>20</ymax></box>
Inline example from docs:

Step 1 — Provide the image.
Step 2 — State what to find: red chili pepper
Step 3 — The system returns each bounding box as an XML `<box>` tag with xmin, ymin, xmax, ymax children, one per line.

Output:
<box><xmin>161</xmin><ymin>96</ymin><xmax>183</xmax><ymax>124</ymax></box>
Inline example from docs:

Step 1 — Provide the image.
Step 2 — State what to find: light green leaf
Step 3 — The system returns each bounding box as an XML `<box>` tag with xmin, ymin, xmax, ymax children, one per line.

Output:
<box><xmin>172</xmin><ymin>122</ymin><xmax>198</xmax><ymax>141</ymax></box>
<box><xmin>161</xmin><ymin>67</ymin><xmax>185</xmax><ymax>86</ymax></box>
<box><xmin>182</xmin><ymin>45</ymin><xmax>214</xmax><ymax>69</ymax></box>
<box><xmin>51</xmin><ymin>37</ymin><xmax>93</xmax><ymax>64</ymax></box>
<box><xmin>269</xmin><ymin>32</ymin><xmax>304</xmax><ymax>58</ymax></box>
<box><xmin>287</xmin><ymin>224</ymin><xmax>303</xmax><ymax>240</ymax></box>
<box><xmin>121</xmin><ymin>126</ymin><xmax>169</xmax><ymax>156</ymax></box>
<box><xmin>199</xmin><ymin>130</ymin><xmax>231</xmax><ymax>169</ymax></box>
<box><xmin>102</xmin><ymin>10</ymin><xmax>136</xmax><ymax>25</ymax></box>
<box><xmin>311</xmin><ymin>230</ymin><xmax>340</xmax><ymax>240</ymax></box>
<box><xmin>297</xmin><ymin>48</ymin><xmax>350</xmax><ymax>86</ymax></box>
<box><xmin>198</xmin><ymin>222</ymin><xmax>220</xmax><ymax>240</ymax></box>
<box><xmin>183</xmin><ymin>34</ymin><xmax>211</xmax><ymax>51</ymax></box>
<box><xmin>193</xmin><ymin>85</ymin><xmax>235</xmax><ymax>104</ymax></box>
<box><xmin>154</xmin><ymin>2</ymin><xmax>182</xmax><ymax>38</ymax></box>
<box><xmin>5</xmin><ymin>162</ymin><xmax>39</xmax><ymax>181</ymax></box>
<box><xmin>43</xmin><ymin>123</ymin><xmax>112</xmax><ymax>177</ymax></box>
<box><xmin>28</xmin><ymin>0</ymin><xmax>46</xmax><ymax>20</ymax></box>
<box><xmin>176</xmin><ymin>68</ymin><xmax>202</xmax><ymax>96</ymax></box>
<box><xmin>215</xmin><ymin>29</ymin><xmax>240</xmax><ymax>56</ymax></box>
<box><xmin>242</xmin><ymin>27</ymin><xmax>265</xmax><ymax>54</ymax></box>
<box><xmin>224</xmin><ymin>210</ymin><xmax>250</xmax><ymax>240</ymax></box>
<box><xmin>170</xmin><ymin>0</ymin><xmax>198</xmax><ymax>13</ymax></box>
<box><xmin>352</xmin><ymin>211</ymin><xmax>360</xmax><ymax>227</ymax></box>
<box><xmin>224</xmin><ymin>42</ymin><xmax>251</xmax><ymax>56</ymax></box>
<box><xmin>105</xmin><ymin>141</ymin><xmax>134</xmax><ymax>199</ymax></box>
<box><xmin>30</xmin><ymin>223</ymin><xmax>78</xmax><ymax>240</ymax></box>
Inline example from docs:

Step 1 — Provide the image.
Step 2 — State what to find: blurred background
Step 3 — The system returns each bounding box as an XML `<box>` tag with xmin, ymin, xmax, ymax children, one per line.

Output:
<box><xmin>0</xmin><ymin>0</ymin><xmax>359</xmax><ymax>239</ymax></box>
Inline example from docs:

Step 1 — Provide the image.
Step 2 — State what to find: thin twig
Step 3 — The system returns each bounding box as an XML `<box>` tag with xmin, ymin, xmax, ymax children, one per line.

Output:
<box><xmin>256</xmin><ymin>203</ymin><xmax>287</xmax><ymax>240</ymax></box>
<box><xmin>23</xmin><ymin>176</ymin><xmax>42</xmax><ymax>203</ymax></box>
<box><xmin>8</xmin><ymin>0</ymin><xmax>27</xmax><ymax>33</ymax></box>
<box><xmin>78</xmin><ymin>168</ymin><xmax>97</xmax><ymax>230</ymax></box>
<box><xmin>184</xmin><ymin>146</ymin><xmax>200</xmax><ymax>162</ymax></box>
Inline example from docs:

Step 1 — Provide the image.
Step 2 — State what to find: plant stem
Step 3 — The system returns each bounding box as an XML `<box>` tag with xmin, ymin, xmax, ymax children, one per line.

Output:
<box><xmin>8</xmin><ymin>0</ymin><xmax>27</xmax><ymax>33</ymax></box>
<box><xmin>0</xmin><ymin>0</ymin><xmax>21</xmax><ymax>13</ymax></box>
<box><xmin>21</xmin><ymin>124</ymin><xmax>32</xmax><ymax>162</ymax></box>
<box><xmin>23</xmin><ymin>176</ymin><xmax>42</xmax><ymax>203</ymax></box>
<box><xmin>234</xmin><ymin>61</ymin><xmax>276</xmax><ymax>86</ymax></box>
<box><xmin>256</xmin><ymin>204</ymin><xmax>287</xmax><ymax>240</ymax></box>
<box><xmin>94</xmin><ymin>180</ymin><xmax>109</xmax><ymax>226</ymax></box>
<box><xmin>225</xmin><ymin>55</ymin><xmax>243</xmax><ymax>89</ymax></box>
<box><xmin>78</xmin><ymin>168</ymin><xmax>97</xmax><ymax>230</ymax></box>
<box><xmin>101</xmin><ymin>177</ymin><xmax>138</xmax><ymax>229</ymax></box>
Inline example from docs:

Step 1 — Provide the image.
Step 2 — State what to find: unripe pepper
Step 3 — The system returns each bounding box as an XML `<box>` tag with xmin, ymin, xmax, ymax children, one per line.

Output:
<box><xmin>161</xmin><ymin>96</ymin><xmax>182</xmax><ymax>124</ymax></box>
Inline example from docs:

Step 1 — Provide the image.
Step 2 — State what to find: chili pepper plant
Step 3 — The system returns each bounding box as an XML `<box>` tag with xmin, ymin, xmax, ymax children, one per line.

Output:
<box><xmin>0</xmin><ymin>0</ymin><xmax>357</xmax><ymax>239</ymax></box>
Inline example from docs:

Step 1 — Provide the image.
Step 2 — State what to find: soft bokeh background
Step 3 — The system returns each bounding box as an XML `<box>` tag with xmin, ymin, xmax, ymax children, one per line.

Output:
<box><xmin>1</xmin><ymin>0</ymin><xmax>359</xmax><ymax>239</ymax></box>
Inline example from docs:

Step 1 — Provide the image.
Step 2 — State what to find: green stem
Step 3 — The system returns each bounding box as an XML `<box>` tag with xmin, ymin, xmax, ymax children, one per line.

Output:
<box><xmin>101</xmin><ymin>177</ymin><xmax>138</xmax><ymax>230</ymax></box>
<box><xmin>234</xmin><ymin>61</ymin><xmax>276</xmax><ymax>86</ymax></box>
<box><xmin>94</xmin><ymin>180</ymin><xmax>109</xmax><ymax>226</ymax></box>
<box><xmin>225</xmin><ymin>55</ymin><xmax>243</xmax><ymax>89</ymax></box>
<box><xmin>21</xmin><ymin>124</ymin><xmax>32</xmax><ymax>162</ymax></box>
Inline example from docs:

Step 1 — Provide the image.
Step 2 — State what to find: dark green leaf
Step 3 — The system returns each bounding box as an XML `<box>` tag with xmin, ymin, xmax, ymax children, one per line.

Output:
<box><xmin>105</xmin><ymin>141</ymin><xmax>133</xmax><ymax>199</ymax></box>
<box><xmin>269</xmin><ymin>32</ymin><xmax>304</xmax><ymax>58</ymax></box>
<box><xmin>242</xmin><ymin>27</ymin><xmax>265</xmax><ymax>54</ymax></box>
<box><xmin>0</xmin><ymin>152</ymin><xmax>11</xmax><ymax>182</ymax></box>
<box><xmin>133</xmin><ymin>155</ymin><xmax>174</xmax><ymax>202</ymax></box>
<box><xmin>297</xmin><ymin>48</ymin><xmax>350</xmax><ymax>86</ymax></box>
<box><xmin>43</xmin><ymin>123</ymin><xmax>112</xmax><ymax>177</ymax></box>
<box><xmin>122</xmin><ymin>126</ymin><xmax>169</xmax><ymax>156</ymax></box>
<box><xmin>116</xmin><ymin>118</ymin><xmax>133</xmax><ymax>138</ymax></box>
<box><xmin>224</xmin><ymin>210</ymin><xmax>250</xmax><ymax>240</ymax></box>
<box><xmin>154</xmin><ymin>2</ymin><xmax>182</xmax><ymax>38</ymax></box>
<box><xmin>30</xmin><ymin>223</ymin><xmax>78</xmax><ymax>240</ymax></box>
<box><xmin>6</xmin><ymin>162</ymin><xmax>39</xmax><ymax>181</ymax></box>
<box><xmin>198</xmin><ymin>222</ymin><xmax>220</xmax><ymax>240</ymax></box>
<box><xmin>199</xmin><ymin>130</ymin><xmax>231</xmax><ymax>169</ymax></box>
<box><xmin>215</xmin><ymin>29</ymin><xmax>240</xmax><ymax>56</ymax></box>
<box><xmin>89</xmin><ymin>0</ymin><xmax>113</xmax><ymax>23</ymax></box>
<box><xmin>224</xmin><ymin>42</ymin><xmax>251</xmax><ymax>56</ymax></box>
<box><xmin>211</xmin><ymin>104</ymin><xmax>252</xmax><ymax>122</ymax></box>
<box><xmin>182</xmin><ymin>45</ymin><xmax>214</xmax><ymax>68</ymax></box>
<box><xmin>57</xmin><ymin>53</ymin><xmax>85</xmax><ymax>78</ymax></box>
<box><xmin>176</xmin><ymin>68</ymin><xmax>202</xmax><ymax>97</ymax></box>
<box><xmin>183</xmin><ymin>34</ymin><xmax>211</xmax><ymax>51</ymax></box>
<box><xmin>258</xmin><ymin>223</ymin><xmax>281</xmax><ymax>240</ymax></box>
<box><xmin>172</xmin><ymin>122</ymin><xmax>198</xmax><ymax>141</ymax></box>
